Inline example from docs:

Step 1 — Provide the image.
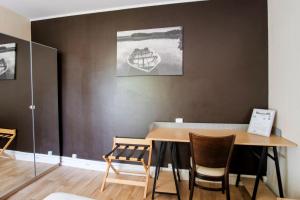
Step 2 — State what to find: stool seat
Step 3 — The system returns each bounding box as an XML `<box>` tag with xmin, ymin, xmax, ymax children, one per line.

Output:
<box><xmin>43</xmin><ymin>192</ymin><xmax>94</xmax><ymax>200</ymax></box>
<box><xmin>101</xmin><ymin>137</ymin><xmax>152</xmax><ymax>199</ymax></box>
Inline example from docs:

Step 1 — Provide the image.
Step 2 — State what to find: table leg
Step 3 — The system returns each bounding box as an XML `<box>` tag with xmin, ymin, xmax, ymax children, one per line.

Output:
<box><xmin>235</xmin><ymin>173</ymin><xmax>241</xmax><ymax>187</ymax></box>
<box><xmin>273</xmin><ymin>146</ymin><xmax>284</xmax><ymax>198</ymax></box>
<box><xmin>252</xmin><ymin>146</ymin><xmax>267</xmax><ymax>200</ymax></box>
<box><xmin>171</xmin><ymin>142</ymin><xmax>181</xmax><ymax>200</ymax></box>
<box><xmin>174</xmin><ymin>143</ymin><xmax>181</xmax><ymax>182</ymax></box>
<box><xmin>157</xmin><ymin>142</ymin><xmax>167</xmax><ymax>179</ymax></box>
<box><xmin>152</xmin><ymin>142</ymin><xmax>167</xmax><ymax>199</ymax></box>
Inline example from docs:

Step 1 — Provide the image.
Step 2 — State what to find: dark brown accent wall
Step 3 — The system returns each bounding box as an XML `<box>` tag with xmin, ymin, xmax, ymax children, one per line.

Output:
<box><xmin>32</xmin><ymin>0</ymin><xmax>268</xmax><ymax>172</ymax></box>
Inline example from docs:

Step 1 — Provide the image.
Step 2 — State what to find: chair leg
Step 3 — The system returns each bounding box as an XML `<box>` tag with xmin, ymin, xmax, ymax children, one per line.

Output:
<box><xmin>188</xmin><ymin>170</ymin><xmax>191</xmax><ymax>190</ymax></box>
<box><xmin>101</xmin><ymin>161</ymin><xmax>111</xmax><ymax>192</ymax></box>
<box><xmin>189</xmin><ymin>171</ymin><xmax>195</xmax><ymax>200</ymax></box>
<box><xmin>222</xmin><ymin>178</ymin><xmax>225</xmax><ymax>194</ymax></box>
<box><xmin>225</xmin><ymin>174</ymin><xmax>230</xmax><ymax>200</ymax></box>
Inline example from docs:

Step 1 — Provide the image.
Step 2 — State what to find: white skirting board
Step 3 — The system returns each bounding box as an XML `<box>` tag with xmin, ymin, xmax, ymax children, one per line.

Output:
<box><xmin>61</xmin><ymin>156</ymin><xmax>264</xmax><ymax>184</ymax></box>
<box><xmin>4</xmin><ymin>150</ymin><xmax>264</xmax><ymax>184</ymax></box>
<box><xmin>5</xmin><ymin>150</ymin><xmax>60</xmax><ymax>164</ymax></box>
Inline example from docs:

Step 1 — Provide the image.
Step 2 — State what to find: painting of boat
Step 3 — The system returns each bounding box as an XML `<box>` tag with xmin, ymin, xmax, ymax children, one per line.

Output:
<box><xmin>0</xmin><ymin>43</ymin><xmax>16</xmax><ymax>80</ymax></box>
<box><xmin>117</xmin><ymin>26</ymin><xmax>183</xmax><ymax>76</ymax></box>
<box><xmin>127</xmin><ymin>48</ymin><xmax>161</xmax><ymax>73</ymax></box>
<box><xmin>0</xmin><ymin>58</ymin><xmax>8</xmax><ymax>76</ymax></box>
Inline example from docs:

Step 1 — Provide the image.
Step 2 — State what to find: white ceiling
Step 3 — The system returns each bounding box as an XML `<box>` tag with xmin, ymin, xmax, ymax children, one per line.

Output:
<box><xmin>0</xmin><ymin>0</ymin><xmax>205</xmax><ymax>21</ymax></box>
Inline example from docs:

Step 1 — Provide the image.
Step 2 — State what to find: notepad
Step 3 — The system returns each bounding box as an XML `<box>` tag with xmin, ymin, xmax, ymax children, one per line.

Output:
<box><xmin>248</xmin><ymin>109</ymin><xmax>276</xmax><ymax>137</ymax></box>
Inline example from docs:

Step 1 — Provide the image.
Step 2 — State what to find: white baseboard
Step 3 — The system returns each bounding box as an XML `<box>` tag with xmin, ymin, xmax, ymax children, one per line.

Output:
<box><xmin>60</xmin><ymin>156</ymin><xmax>261</xmax><ymax>184</ymax></box>
<box><xmin>5</xmin><ymin>150</ymin><xmax>60</xmax><ymax>164</ymax></box>
<box><xmin>5</xmin><ymin>150</ymin><xmax>263</xmax><ymax>184</ymax></box>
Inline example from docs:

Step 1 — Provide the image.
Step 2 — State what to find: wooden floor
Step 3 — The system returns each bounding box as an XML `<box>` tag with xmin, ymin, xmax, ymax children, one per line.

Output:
<box><xmin>7</xmin><ymin>166</ymin><xmax>277</xmax><ymax>200</ymax></box>
<box><xmin>0</xmin><ymin>158</ymin><xmax>56</xmax><ymax>198</ymax></box>
<box><xmin>242</xmin><ymin>178</ymin><xmax>277</xmax><ymax>200</ymax></box>
<box><xmin>0</xmin><ymin>158</ymin><xmax>35</xmax><ymax>197</ymax></box>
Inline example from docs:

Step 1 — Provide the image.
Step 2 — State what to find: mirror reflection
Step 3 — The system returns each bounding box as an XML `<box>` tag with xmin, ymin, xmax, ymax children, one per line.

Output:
<box><xmin>0</xmin><ymin>33</ymin><xmax>60</xmax><ymax>198</ymax></box>
<box><xmin>31</xmin><ymin>42</ymin><xmax>60</xmax><ymax>176</ymax></box>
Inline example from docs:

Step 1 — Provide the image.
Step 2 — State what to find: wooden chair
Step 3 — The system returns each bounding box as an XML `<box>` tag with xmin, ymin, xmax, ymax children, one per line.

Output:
<box><xmin>101</xmin><ymin>137</ymin><xmax>152</xmax><ymax>199</ymax></box>
<box><xmin>0</xmin><ymin>128</ymin><xmax>16</xmax><ymax>158</ymax></box>
<box><xmin>189</xmin><ymin>133</ymin><xmax>236</xmax><ymax>200</ymax></box>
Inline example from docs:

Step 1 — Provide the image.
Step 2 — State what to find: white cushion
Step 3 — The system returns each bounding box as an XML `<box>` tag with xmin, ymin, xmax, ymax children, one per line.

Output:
<box><xmin>44</xmin><ymin>192</ymin><xmax>95</xmax><ymax>200</ymax></box>
<box><xmin>190</xmin><ymin>158</ymin><xmax>225</xmax><ymax>177</ymax></box>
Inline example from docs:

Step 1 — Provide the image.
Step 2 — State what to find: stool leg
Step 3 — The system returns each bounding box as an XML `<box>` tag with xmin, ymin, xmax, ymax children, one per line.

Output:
<box><xmin>101</xmin><ymin>160</ymin><xmax>111</xmax><ymax>192</ymax></box>
<box><xmin>0</xmin><ymin>136</ymin><xmax>15</xmax><ymax>158</ymax></box>
<box><xmin>144</xmin><ymin>166</ymin><xmax>150</xmax><ymax>199</ymax></box>
<box><xmin>110</xmin><ymin>164</ymin><xmax>119</xmax><ymax>174</ymax></box>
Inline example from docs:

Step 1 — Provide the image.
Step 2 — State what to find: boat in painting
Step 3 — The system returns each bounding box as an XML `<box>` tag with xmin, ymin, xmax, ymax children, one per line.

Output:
<box><xmin>0</xmin><ymin>58</ymin><xmax>8</xmax><ymax>76</ymax></box>
<box><xmin>127</xmin><ymin>48</ymin><xmax>161</xmax><ymax>73</ymax></box>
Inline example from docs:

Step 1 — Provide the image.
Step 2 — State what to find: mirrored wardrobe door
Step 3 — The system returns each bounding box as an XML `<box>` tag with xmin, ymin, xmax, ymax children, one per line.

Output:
<box><xmin>30</xmin><ymin>42</ymin><xmax>60</xmax><ymax>176</ymax></box>
<box><xmin>0</xmin><ymin>33</ymin><xmax>35</xmax><ymax>198</ymax></box>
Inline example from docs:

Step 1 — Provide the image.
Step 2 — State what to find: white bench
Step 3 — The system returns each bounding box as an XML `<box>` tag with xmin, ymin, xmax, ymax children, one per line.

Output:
<box><xmin>44</xmin><ymin>192</ymin><xmax>95</xmax><ymax>200</ymax></box>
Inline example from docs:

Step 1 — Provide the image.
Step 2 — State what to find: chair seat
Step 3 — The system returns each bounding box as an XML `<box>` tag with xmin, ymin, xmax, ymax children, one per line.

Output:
<box><xmin>43</xmin><ymin>192</ymin><xmax>95</xmax><ymax>200</ymax></box>
<box><xmin>190</xmin><ymin>158</ymin><xmax>225</xmax><ymax>177</ymax></box>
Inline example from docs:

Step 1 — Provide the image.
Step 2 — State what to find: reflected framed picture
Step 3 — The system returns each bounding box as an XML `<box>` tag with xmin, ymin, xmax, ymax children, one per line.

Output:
<box><xmin>0</xmin><ymin>43</ymin><xmax>16</xmax><ymax>80</ymax></box>
<box><xmin>117</xmin><ymin>26</ymin><xmax>183</xmax><ymax>76</ymax></box>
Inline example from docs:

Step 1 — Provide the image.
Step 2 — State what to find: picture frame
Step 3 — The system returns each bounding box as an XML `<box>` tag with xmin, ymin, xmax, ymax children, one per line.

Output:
<box><xmin>117</xmin><ymin>26</ymin><xmax>183</xmax><ymax>76</ymax></box>
<box><xmin>0</xmin><ymin>43</ymin><xmax>17</xmax><ymax>80</ymax></box>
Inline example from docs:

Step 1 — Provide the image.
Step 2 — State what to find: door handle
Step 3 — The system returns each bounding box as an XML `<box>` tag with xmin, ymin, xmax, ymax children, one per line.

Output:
<box><xmin>29</xmin><ymin>105</ymin><xmax>36</xmax><ymax>110</ymax></box>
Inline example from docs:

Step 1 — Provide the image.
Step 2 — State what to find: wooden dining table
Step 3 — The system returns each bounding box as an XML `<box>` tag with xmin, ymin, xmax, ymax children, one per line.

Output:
<box><xmin>146</xmin><ymin>127</ymin><xmax>297</xmax><ymax>200</ymax></box>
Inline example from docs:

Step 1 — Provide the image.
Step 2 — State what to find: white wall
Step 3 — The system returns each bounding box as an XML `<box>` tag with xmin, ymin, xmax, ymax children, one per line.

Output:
<box><xmin>0</xmin><ymin>6</ymin><xmax>31</xmax><ymax>41</ymax></box>
<box><xmin>268</xmin><ymin>0</ymin><xmax>300</xmax><ymax>198</ymax></box>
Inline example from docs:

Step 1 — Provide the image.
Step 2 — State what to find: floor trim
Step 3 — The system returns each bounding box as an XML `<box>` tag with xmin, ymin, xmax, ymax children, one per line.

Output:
<box><xmin>4</xmin><ymin>150</ymin><xmax>265</xmax><ymax>183</ymax></box>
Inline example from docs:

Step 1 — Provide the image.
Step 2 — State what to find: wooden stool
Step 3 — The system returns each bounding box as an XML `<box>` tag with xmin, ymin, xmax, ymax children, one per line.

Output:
<box><xmin>101</xmin><ymin>137</ymin><xmax>152</xmax><ymax>199</ymax></box>
<box><xmin>0</xmin><ymin>128</ymin><xmax>16</xmax><ymax>158</ymax></box>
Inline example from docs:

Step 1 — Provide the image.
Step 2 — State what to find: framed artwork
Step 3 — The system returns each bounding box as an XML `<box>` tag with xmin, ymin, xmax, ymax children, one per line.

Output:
<box><xmin>117</xmin><ymin>26</ymin><xmax>183</xmax><ymax>76</ymax></box>
<box><xmin>0</xmin><ymin>43</ymin><xmax>16</xmax><ymax>80</ymax></box>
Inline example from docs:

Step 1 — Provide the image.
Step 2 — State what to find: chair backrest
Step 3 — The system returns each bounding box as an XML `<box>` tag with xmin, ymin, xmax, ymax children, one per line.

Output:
<box><xmin>189</xmin><ymin>133</ymin><xmax>235</xmax><ymax>169</ymax></box>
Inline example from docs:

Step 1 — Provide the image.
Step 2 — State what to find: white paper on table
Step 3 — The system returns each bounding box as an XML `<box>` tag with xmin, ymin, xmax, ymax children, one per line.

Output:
<box><xmin>247</xmin><ymin>109</ymin><xmax>276</xmax><ymax>137</ymax></box>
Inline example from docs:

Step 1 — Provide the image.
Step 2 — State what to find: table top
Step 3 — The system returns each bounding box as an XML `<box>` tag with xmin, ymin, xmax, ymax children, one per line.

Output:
<box><xmin>146</xmin><ymin>127</ymin><xmax>297</xmax><ymax>147</ymax></box>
